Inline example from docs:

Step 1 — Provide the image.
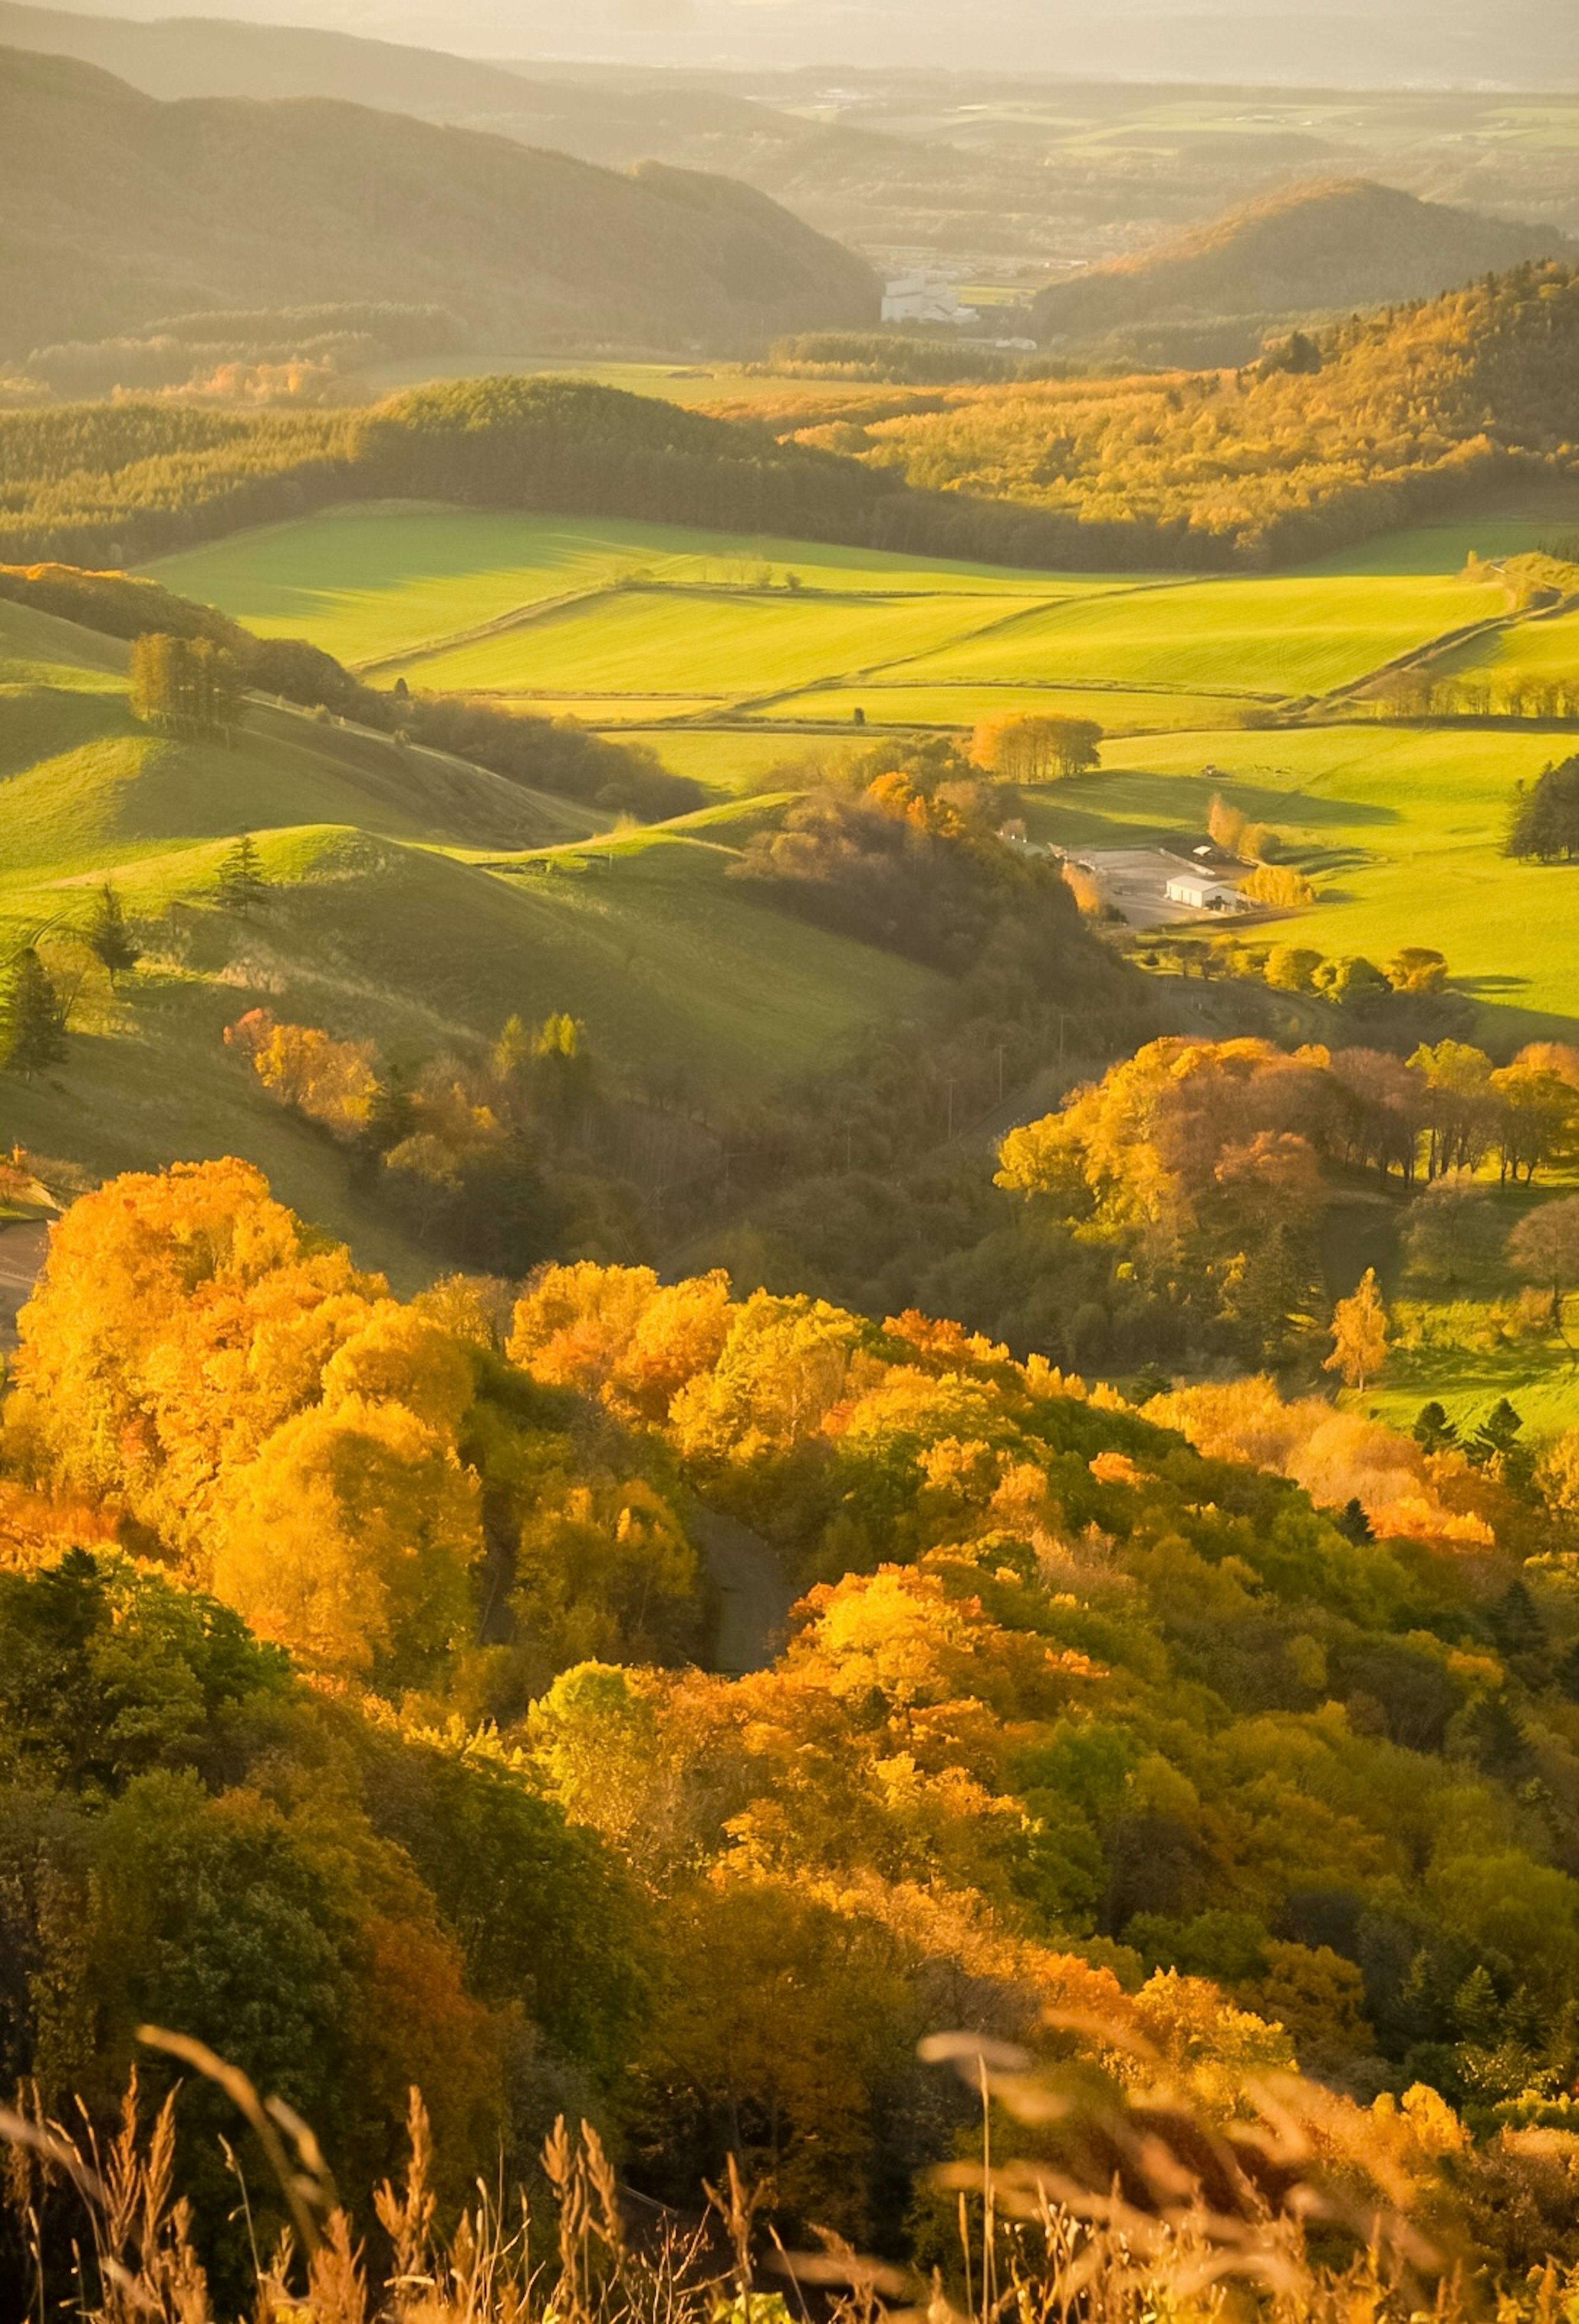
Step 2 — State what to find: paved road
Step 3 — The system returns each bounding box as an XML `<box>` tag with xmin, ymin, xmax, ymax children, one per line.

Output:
<box><xmin>0</xmin><ymin>1221</ymin><xmax>49</xmax><ymax>1353</ymax></box>
<box><xmin>688</xmin><ymin>1502</ymin><xmax>798</xmax><ymax>1677</ymax></box>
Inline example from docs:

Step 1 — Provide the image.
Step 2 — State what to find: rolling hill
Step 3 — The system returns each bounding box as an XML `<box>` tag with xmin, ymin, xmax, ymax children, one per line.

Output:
<box><xmin>0</xmin><ymin>47</ymin><xmax>878</xmax><ymax>358</ymax></box>
<box><xmin>1033</xmin><ymin>179</ymin><xmax>1575</xmax><ymax>346</ymax></box>
<box><xmin>0</xmin><ymin>590</ymin><xmax>949</xmax><ymax>1275</ymax></box>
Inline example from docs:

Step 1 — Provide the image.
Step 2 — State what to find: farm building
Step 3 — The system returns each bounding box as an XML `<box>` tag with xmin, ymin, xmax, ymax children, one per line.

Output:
<box><xmin>881</xmin><ymin>274</ymin><xmax>979</xmax><ymax>326</ymax></box>
<box><xmin>1164</xmin><ymin>869</ymin><xmax>1251</xmax><ymax>913</ymax></box>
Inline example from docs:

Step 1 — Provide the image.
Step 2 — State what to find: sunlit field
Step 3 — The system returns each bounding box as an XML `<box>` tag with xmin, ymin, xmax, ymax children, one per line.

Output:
<box><xmin>144</xmin><ymin>505</ymin><xmax>1098</xmax><ymax>667</ymax></box>
<box><xmin>1026</xmin><ymin>722</ymin><xmax>1579</xmax><ymax>1036</ymax></box>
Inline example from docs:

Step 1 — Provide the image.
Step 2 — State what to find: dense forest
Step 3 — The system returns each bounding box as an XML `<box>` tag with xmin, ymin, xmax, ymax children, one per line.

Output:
<box><xmin>9</xmin><ymin>1156</ymin><xmax>1579</xmax><ymax>2311</ymax></box>
<box><xmin>5</xmin><ymin>260</ymin><xmax>1579</xmax><ymax>572</ymax></box>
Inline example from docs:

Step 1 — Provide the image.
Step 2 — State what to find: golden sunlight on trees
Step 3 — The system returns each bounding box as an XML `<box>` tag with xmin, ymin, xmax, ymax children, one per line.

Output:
<box><xmin>226</xmin><ymin>1008</ymin><xmax>380</xmax><ymax>1139</ymax></box>
<box><xmin>1324</xmin><ymin>1269</ymin><xmax>1390</xmax><ymax>1393</ymax></box>
<box><xmin>970</xmin><ymin>712</ymin><xmax>1103</xmax><ymax>782</ymax></box>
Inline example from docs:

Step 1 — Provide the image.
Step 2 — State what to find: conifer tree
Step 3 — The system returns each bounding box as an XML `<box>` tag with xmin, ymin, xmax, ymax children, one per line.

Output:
<box><xmin>216</xmin><ymin>835</ymin><xmax>269</xmax><ymax>916</ymax></box>
<box><xmin>0</xmin><ymin>949</ymin><xmax>66</xmax><ymax>1078</ymax></box>
<box><xmin>87</xmin><ymin>883</ymin><xmax>140</xmax><ymax>987</ymax></box>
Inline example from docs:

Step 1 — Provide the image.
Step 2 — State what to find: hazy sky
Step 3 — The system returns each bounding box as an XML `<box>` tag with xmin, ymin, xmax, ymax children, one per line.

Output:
<box><xmin>22</xmin><ymin>0</ymin><xmax>1575</xmax><ymax>77</ymax></box>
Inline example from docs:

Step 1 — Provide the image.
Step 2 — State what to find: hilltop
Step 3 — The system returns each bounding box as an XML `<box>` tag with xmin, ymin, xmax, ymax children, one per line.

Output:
<box><xmin>1033</xmin><ymin>180</ymin><xmax>1574</xmax><ymax>350</ymax></box>
<box><xmin>0</xmin><ymin>47</ymin><xmax>877</xmax><ymax>358</ymax></box>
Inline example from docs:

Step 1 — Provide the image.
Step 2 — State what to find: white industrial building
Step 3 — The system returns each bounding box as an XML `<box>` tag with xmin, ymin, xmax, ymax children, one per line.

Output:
<box><xmin>881</xmin><ymin>274</ymin><xmax>979</xmax><ymax>326</ymax></box>
<box><xmin>1163</xmin><ymin>869</ymin><xmax>1251</xmax><ymax>913</ymax></box>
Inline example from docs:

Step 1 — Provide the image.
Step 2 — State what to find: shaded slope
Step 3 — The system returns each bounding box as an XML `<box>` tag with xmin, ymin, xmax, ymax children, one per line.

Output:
<box><xmin>0</xmin><ymin>47</ymin><xmax>878</xmax><ymax>356</ymax></box>
<box><xmin>1034</xmin><ymin>179</ymin><xmax>1574</xmax><ymax>342</ymax></box>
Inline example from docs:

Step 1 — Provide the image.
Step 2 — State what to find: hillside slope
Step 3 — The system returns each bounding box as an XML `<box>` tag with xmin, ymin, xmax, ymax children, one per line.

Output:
<box><xmin>0</xmin><ymin>597</ymin><xmax>948</xmax><ymax>1271</ymax></box>
<box><xmin>1034</xmin><ymin>179</ymin><xmax>1574</xmax><ymax>344</ymax></box>
<box><xmin>0</xmin><ymin>48</ymin><xmax>878</xmax><ymax>358</ymax></box>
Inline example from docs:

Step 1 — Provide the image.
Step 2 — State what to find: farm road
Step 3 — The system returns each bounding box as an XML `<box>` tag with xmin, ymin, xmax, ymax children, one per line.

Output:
<box><xmin>688</xmin><ymin>1503</ymin><xmax>798</xmax><ymax>1676</ymax></box>
<box><xmin>0</xmin><ymin>1221</ymin><xmax>49</xmax><ymax>1352</ymax></box>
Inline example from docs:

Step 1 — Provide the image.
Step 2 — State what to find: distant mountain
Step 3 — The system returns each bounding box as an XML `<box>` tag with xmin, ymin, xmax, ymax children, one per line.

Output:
<box><xmin>0</xmin><ymin>48</ymin><xmax>878</xmax><ymax>358</ymax></box>
<box><xmin>1033</xmin><ymin>179</ymin><xmax>1576</xmax><ymax>346</ymax></box>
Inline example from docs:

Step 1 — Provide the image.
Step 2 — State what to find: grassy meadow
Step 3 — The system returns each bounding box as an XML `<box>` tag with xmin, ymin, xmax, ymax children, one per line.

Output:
<box><xmin>0</xmin><ymin>604</ymin><xmax>942</xmax><ymax>1274</ymax></box>
<box><xmin>145</xmin><ymin>503</ymin><xmax>1549</xmax><ymax>756</ymax></box>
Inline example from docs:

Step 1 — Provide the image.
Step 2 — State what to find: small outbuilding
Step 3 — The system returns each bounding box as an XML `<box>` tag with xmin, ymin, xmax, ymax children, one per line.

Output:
<box><xmin>1164</xmin><ymin>871</ymin><xmax>1248</xmax><ymax>913</ymax></box>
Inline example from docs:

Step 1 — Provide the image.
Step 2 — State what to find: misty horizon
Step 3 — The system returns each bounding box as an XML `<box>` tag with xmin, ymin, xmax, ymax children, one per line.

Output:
<box><xmin>9</xmin><ymin>0</ymin><xmax>1579</xmax><ymax>83</ymax></box>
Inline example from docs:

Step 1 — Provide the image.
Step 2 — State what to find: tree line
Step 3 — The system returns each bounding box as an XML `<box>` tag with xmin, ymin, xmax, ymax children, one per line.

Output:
<box><xmin>8</xmin><ymin>264</ymin><xmax>1579</xmax><ymax>574</ymax></box>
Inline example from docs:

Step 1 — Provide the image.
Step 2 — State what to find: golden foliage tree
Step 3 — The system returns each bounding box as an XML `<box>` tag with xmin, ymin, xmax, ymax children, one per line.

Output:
<box><xmin>1324</xmin><ymin>1267</ymin><xmax>1389</xmax><ymax>1393</ymax></box>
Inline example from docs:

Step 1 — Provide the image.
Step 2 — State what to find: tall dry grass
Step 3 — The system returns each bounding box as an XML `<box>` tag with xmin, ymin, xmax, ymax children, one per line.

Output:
<box><xmin>0</xmin><ymin>2018</ymin><xmax>1560</xmax><ymax>2324</ymax></box>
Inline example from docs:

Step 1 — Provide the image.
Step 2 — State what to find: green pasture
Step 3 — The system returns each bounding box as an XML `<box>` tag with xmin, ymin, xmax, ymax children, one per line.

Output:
<box><xmin>383</xmin><ymin>584</ymin><xmax>1048</xmax><ymax>698</ymax></box>
<box><xmin>744</xmin><ymin>682</ymin><xmax>1252</xmax><ymax>732</ymax></box>
<box><xmin>892</xmin><ymin>573</ymin><xmax>1510</xmax><ymax>700</ymax></box>
<box><xmin>1029</xmin><ymin>722</ymin><xmax>1577</xmax><ymax>1039</ymax></box>
<box><xmin>143</xmin><ymin>504</ymin><xmax>1097</xmax><ymax>668</ymax></box>
<box><xmin>1436</xmin><ymin>604</ymin><xmax>1579</xmax><ymax>685</ymax></box>
<box><xmin>359</xmin><ymin>354</ymin><xmax>888</xmax><ymax>412</ymax></box>
<box><xmin>511</xmin><ymin>696</ymin><xmax>730</xmax><ymax>725</ymax></box>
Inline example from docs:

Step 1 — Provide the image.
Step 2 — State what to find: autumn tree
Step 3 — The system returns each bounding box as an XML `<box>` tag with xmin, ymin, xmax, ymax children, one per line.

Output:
<box><xmin>0</xmin><ymin>948</ymin><xmax>65</xmax><ymax>1077</ymax></box>
<box><xmin>1491</xmin><ymin>1064</ymin><xmax>1578</xmax><ymax>1184</ymax></box>
<box><xmin>1324</xmin><ymin>1267</ymin><xmax>1389</xmax><ymax>1392</ymax></box>
<box><xmin>225</xmin><ymin>1008</ymin><xmax>379</xmax><ymax>1140</ymax></box>
<box><xmin>970</xmin><ymin>712</ymin><xmax>1102</xmax><ymax>783</ymax></box>
<box><xmin>1507</xmin><ymin>1196</ymin><xmax>1579</xmax><ymax>1337</ymax></box>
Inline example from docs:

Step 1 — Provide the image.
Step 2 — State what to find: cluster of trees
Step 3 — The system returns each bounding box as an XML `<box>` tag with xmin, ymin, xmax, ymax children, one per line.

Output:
<box><xmin>129</xmin><ymin>632</ymin><xmax>244</xmax><ymax>737</ymax></box>
<box><xmin>1148</xmin><ymin>931</ymin><xmax>1456</xmax><ymax>1016</ymax></box>
<box><xmin>19</xmin><ymin>301</ymin><xmax>462</xmax><ymax>401</ymax></box>
<box><xmin>969</xmin><ymin>710</ymin><xmax>1104</xmax><ymax>782</ymax></box>
<box><xmin>16</xmin><ymin>1162</ymin><xmax>1579</xmax><ymax>2285</ymax></box>
<box><xmin>223</xmin><ymin>1003</ymin><xmax>627</xmax><ymax>1274</ymax></box>
<box><xmin>0</xmin><ymin>378</ymin><xmax>1133</xmax><ymax>576</ymax></box>
<box><xmin>1507</xmin><ymin>757</ymin><xmax>1579</xmax><ymax>861</ymax></box>
<box><xmin>1376</xmin><ymin>673</ymin><xmax>1579</xmax><ymax>725</ymax></box>
<box><xmin>732</xmin><ymin>735</ymin><xmax>1090</xmax><ymax>979</ymax></box>
<box><xmin>13</xmin><ymin>259</ymin><xmax>1579</xmax><ymax>578</ymax></box>
<box><xmin>840</xmin><ymin>263</ymin><xmax>1579</xmax><ymax>564</ymax></box>
<box><xmin>992</xmin><ymin>1036</ymin><xmax>1579</xmax><ymax>1368</ymax></box>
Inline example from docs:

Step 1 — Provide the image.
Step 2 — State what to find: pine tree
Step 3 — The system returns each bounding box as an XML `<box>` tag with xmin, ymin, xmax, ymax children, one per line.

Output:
<box><xmin>1412</xmin><ymin>1400</ymin><xmax>1458</xmax><ymax>1455</ymax></box>
<box><xmin>216</xmin><ymin>835</ymin><xmax>269</xmax><ymax>916</ymax></box>
<box><xmin>0</xmin><ymin>949</ymin><xmax>66</xmax><ymax>1078</ymax></box>
<box><xmin>1323</xmin><ymin>1266</ymin><xmax>1389</xmax><ymax>1392</ymax></box>
<box><xmin>86</xmin><ymin>883</ymin><xmax>140</xmax><ymax>986</ymax></box>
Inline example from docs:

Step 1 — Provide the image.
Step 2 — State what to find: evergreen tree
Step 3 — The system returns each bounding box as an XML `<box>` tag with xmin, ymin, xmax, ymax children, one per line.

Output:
<box><xmin>215</xmin><ymin>834</ymin><xmax>269</xmax><ymax>915</ymax></box>
<box><xmin>0</xmin><ymin>948</ymin><xmax>66</xmax><ymax>1078</ymax></box>
<box><xmin>1467</xmin><ymin>1397</ymin><xmax>1535</xmax><ymax>1492</ymax></box>
<box><xmin>1507</xmin><ymin>758</ymin><xmax>1579</xmax><ymax>862</ymax></box>
<box><xmin>1412</xmin><ymin>1400</ymin><xmax>1459</xmax><ymax>1456</ymax></box>
<box><xmin>86</xmin><ymin>883</ymin><xmax>140</xmax><ymax>987</ymax></box>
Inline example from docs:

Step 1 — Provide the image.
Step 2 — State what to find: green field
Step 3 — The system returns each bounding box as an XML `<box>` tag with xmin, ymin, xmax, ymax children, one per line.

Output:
<box><xmin>1436</xmin><ymin>604</ymin><xmax>1579</xmax><ymax>687</ymax></box>
<box><xmin>145</xmin><ymin>506</ymin><xmax>1089</xmax><ymax>668</ymax></box>
<box><xmin>746</xmin><ymin>682</ymin><xmax>1254</xmax><ymax>732</ymax></box>
<box><xmin>358</xmin><ymin>354</ymin><xmax>891</xmax><ymax>412</ymax></box>
<box><xmin>144</xmin><ymin>505</ymin><xmax>1546</xmax><ymax>765</ymax></box>
<box><xmin>383</xmin><ymin>584</ymin><xmax>1053</xmax><ymax>698</ymax></box>
<box><xmin>890</xmin><ymin>574</ymin><xmax>1512</xmax><ymax>700</ymax></box>
<box><xmin>1026</xmin><ymin>722</ymin><xmax>1579</xmax><ymax>1038</ymax></box>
